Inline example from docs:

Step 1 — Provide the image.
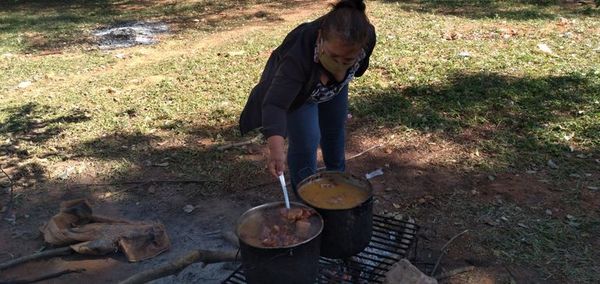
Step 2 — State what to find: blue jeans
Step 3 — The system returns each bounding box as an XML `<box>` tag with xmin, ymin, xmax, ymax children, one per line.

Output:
<box><xmin>287</xmin><ymin>86</ymin><xmax>348</xmax><ymax>193</ymax></box>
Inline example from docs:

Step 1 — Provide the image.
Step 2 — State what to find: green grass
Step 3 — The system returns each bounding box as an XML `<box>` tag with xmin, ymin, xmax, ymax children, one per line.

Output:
<box><xmin>0</xmin><ymin>0</ymin><xmax>289</xmax><ymax>53</ymax></box>
<box><xmin>351</xmin><ymin>0</ymin><xmax>600</xmax><ymax>176</ymax></box>
<box><xmin>408</xmin><ymin>186</ymin><xmax>600</xmax><ymax>282</ymax></box>
<box><xmin>472</xmin><ymin>202</ymin><xmax>600</xmax><ymax>282</ymax></box>
<box><xmin>0</xmin><ymin>0</ymin><xmax>599</xmax><ymax>281</ymax></box>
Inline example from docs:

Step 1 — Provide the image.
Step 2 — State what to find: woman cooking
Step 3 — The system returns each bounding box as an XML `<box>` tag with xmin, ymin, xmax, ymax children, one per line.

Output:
<box><xmin>239</xmin><ymin>0</ymin><xmax>376</xmax><ymax>193</ymax></box>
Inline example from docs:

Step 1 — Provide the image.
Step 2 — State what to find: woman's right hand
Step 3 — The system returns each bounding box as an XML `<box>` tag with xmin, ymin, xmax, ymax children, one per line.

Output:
<box><xmin>267</xmin><ymin>135</ymin><xmax>286</xmax><ymax>178</ymax></box>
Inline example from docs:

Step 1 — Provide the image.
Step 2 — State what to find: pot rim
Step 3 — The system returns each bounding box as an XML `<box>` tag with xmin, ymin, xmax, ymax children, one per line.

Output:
<box><xmin>235</xmin><ymin>201</ymin><xmax>324</xmax><ymax>250</ymax></box>
<box><xmin>297</xmin><ymin>171</ymin><xmax>374</xmax><ymax>211</ymax></box>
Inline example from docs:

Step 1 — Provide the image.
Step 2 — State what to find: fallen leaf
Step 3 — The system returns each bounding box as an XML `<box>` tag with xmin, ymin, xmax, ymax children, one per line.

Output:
<box><xmin>227</xmin><ymin>51</ymin><xmax>246</xmax><ymax>56</ymax></box>
<box><xmin>563</xmin><ymin>133</ymin><xmax>574</xmax><ymax>141</ymax></box>
<box><xmin>482</xmin><ymin>216</ymin><xmax>498</xmax><ymax>226</ymax></box>
<box><xmin>4</xmin><ymin>211</ymin><xmax>16</xmax><ymax>225</ymax></box>
<box><xmin>17</xmin><ymin>81</ymin><xmax>32</xmax><ymax>89</ymax></box>
<box><xmin>183</xmin><ymin>205</ymin><xmax>195</xmax><ymax>213</ymax></box>
<box><xmin>537</xmin><ymin>43</ymin><xmax>555</xmax><ymax>56</ymax></box>
<box><xmin>442</xmin><ymin>31</ymin><xmax>462</xmax><ymax>40</ymax></box>
<box><xmin>557</xmin><ymin>17</ymin><xmax>570</xmax><ymax>27</ymax></box>
<box><xmin>458</xmin><ymin>51</ymin><xmax>471</xmax><ymax>58</ymax></box>
<box><xmin>58</xmin><ymin>166</ymin><xmax>76</xmax><ymax>180</ymax></box>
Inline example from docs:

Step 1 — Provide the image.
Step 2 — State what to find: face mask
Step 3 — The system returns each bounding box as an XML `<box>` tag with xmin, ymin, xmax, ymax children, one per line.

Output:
<box><xmin>318</xmin><ymin>38</ymin><xmax>356</xmax><ymax>82</ymax></box>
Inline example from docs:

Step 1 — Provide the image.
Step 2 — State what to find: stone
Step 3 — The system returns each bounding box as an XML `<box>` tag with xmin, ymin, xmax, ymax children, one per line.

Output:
<box><xmin>17</xmin><ymin>81</ymin><xmax>32</xmax><ymax>89</ymax></box>
<box><xmin>384</xmin><ymin>259</ymin><xmax>438</xmax><ymax>284</ymax></box>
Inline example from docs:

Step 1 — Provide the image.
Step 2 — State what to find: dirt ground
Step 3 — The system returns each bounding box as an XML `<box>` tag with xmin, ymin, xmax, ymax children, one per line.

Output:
<box><xmin>1</xmin><ymin>1</ymin><xmax>599</xmax><ymax>283</ymax></box>
<box><xmin>3</xmin><ymin>127</ymin><xmax>591</xmax><ymax>283</ymax></box>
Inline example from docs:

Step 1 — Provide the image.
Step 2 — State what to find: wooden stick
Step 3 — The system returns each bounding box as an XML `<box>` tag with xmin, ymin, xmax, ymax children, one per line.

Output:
<box><xmin>221</xmin><ymin>230</ymin><xmax>239</xmax><ymax>248</ymax></box>
<box><xmin>0</xmin><ymin>268</ymin><xmax>85</xmax><ymax>284</ymax></box>
<box><xmin>217</xmin><ymin>140</ymin><xmax>255</xmax><ymax>151</ymax></box>
<box><xmin>435</xmin><ymin>266</ymin><xmax>475</xmax><ymax>280</ymax></box>
<box><xmin>346</xmin><ymin>144</ymin><xmax>382</xmax><ymax>161</ymax></box>
<box><xmin>217</xmin><ymin>135</ymin><xmax>262</xmax><ymax>151</ymax></box>
<box><xmin>430</xmin><ymin>230</ymin><xmax>469</xmax><ymax>276</ymax></box>
<box><xmin>119</xmin><ymin>249</ymin><xmax>238</xmax><ymax>284</ymax></box>
<box><xmin>0</xmin><ymin>246</ymin><xmax>73</xmax><ymax>271</ymax></box>
<box><xmin>74</xmin><ymin>179</ymin><xmax>220</xmax><ymax>187</ymax></box>
<box><xmin>317</xmin><ymin>144</ymin><xmax>382</xmax><ymax>171</ymax></box>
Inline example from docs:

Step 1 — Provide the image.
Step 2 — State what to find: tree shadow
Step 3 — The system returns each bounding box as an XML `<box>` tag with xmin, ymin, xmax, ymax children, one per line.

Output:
<box><xmin>350</xmin><ymin>71</ymin><xmax>600</xmax><ymax>171</ymax></box>
<box><xmin>0</xmin><ymin>102</ymin><xmax>91</xmax><ymax>184</ymax></box>
<box><xmin>69</xmin><ymin>125</ymin><xmax>269</xmax><ymax>197</ymax></box>
<box><xmin>0</xmin><ymin>0</ymin><xmax>308</xmax><ymax>53</ymax></box>
<box><xmin>379</xmin><ymin>0</ymin><xmax>599</xmax><ymax>20</ymax></box>
<box><xmin>1</xmin><ymin>103</ymin><xmax>91</xmax><ymax>143</ymax></box>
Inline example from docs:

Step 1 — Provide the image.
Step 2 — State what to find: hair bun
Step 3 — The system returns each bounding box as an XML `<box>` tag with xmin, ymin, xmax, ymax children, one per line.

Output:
<box><xmin>333</xmin><ymin>0</ymin><xmax>366</xmax><ymax>12</ymax></box>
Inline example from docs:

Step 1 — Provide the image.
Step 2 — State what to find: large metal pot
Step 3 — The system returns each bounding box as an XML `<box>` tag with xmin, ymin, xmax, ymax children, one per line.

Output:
<box><xmin>236</xmin><ymin>202</ymin><xmax>323</xmax><ymax>284</ymax></box>
<box><xmin>297</xmin><ymin>171</ymin><xmax>373</xmax><ymax>259</ymax></box>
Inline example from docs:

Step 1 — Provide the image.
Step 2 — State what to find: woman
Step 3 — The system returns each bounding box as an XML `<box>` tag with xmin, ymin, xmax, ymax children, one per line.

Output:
<box><xmin>239</xmin><ymin>0</ymin><xmax>376</xmax><ymax>192</ymax></box>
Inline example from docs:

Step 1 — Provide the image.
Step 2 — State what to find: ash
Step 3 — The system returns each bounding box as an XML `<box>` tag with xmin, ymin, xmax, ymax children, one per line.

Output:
<box><xmin>93</xmin><ymin>21</ymin><xmax>169</xmax><ymax>49</ymax></box>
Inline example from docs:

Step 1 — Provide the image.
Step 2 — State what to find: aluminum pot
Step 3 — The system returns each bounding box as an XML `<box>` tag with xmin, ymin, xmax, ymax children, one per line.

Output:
<box><xmin>297</xmin><ymin>171</ymin><xmax>373</xmax><ymax>259</ymax></box>
<box><xmin>236</xmin><ymin>201</ymin><xmax>323</xmax><ymax>284</ymax></box>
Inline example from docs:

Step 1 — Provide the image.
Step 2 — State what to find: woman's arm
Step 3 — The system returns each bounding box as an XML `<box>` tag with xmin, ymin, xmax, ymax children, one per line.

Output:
<box><xmin>261</xmin><ymin>56</ymin><xmax>306</xmax><ymax>138</ymax></box>
<box><xmin>261</xmin><ymin>55</ymin><xmax>307</xmax><ymax>177</ymax></box>
<box><xmin>267</xmin><ymin>135</ymin><xmax>286</xmax><ymax>177</ymax></box>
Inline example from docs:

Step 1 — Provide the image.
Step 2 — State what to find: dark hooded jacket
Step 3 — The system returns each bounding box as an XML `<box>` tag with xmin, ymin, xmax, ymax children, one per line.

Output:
<box><xmin>239</xmin><ymin>17</ymin><xmax>376</xmax><ymax>138</ymax></box>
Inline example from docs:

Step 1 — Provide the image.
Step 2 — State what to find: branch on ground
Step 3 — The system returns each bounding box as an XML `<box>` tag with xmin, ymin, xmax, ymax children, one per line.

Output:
<box><xmin>0</xmin><ymin>246</ymin><xmax>74</xmax><ymax>271</ymax></box>
<box><xmin>0</xmin><ymin>268</ymin><xmax>85</xmax><ymax>284</ymax></box>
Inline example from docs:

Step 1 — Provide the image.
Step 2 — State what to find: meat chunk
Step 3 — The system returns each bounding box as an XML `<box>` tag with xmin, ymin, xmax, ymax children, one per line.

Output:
<box><xmin>258</xmin><ymin>207</ymin><xmax>316</xmax><ymax>247</ymax></box>
<box><xmin>295</xmin><ymin>219</ymin><xmax>311</xmax><ymax>238</ymax></box>
<box><xmin>280</xmin><ymin>207</ymin><xmax>314</xmax><ymax>221</ymax></box>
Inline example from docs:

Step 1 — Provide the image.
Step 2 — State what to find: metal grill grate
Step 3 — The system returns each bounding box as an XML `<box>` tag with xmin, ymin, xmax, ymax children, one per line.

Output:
<box><xmin>223</xmin><ymin>214</ymin><xmax>419</xmax><ymax>284</ymax></box>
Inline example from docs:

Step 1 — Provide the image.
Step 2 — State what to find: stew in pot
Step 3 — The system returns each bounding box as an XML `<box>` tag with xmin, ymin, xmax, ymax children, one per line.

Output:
<box><xmin>298</xmin><ymin>176</ymin><xmax>370</xmax><ymax>210</ymax></box>
<box><xmin>238</xmin><ymin>205</ymin><xmax>320</xmax><ymax>248</ymax></box>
